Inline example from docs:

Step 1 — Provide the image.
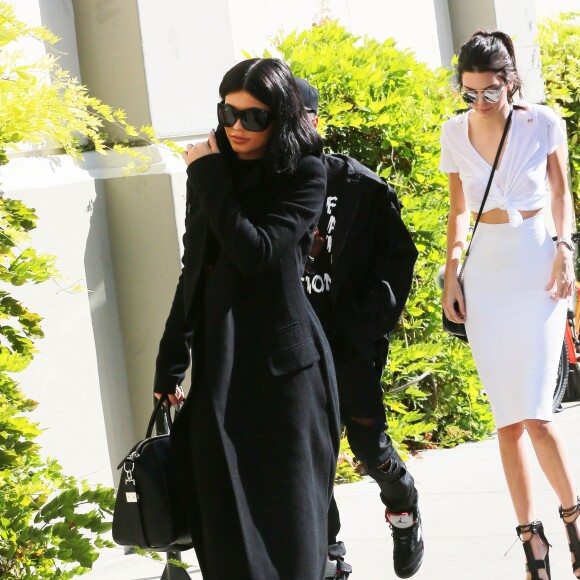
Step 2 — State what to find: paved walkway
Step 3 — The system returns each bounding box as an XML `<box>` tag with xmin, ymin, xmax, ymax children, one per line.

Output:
<box><xmin>85</xmin><ymin>402</ymin><xmax>580</xmax><ymax>579</ymax></box>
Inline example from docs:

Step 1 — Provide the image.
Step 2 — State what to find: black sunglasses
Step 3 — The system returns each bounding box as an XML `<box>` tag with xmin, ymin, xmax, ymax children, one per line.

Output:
<box><xmin>217</xmin><ymin>103</ymin><xmax>272</xmax><ymax>132</ymax></box>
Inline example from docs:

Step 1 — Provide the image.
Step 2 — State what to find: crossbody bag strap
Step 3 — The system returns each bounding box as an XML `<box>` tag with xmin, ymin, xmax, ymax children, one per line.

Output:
<box><xmin>458</xmin><ymin>107</ymin><xmax>513</xmax><ymax>281</ymax></box>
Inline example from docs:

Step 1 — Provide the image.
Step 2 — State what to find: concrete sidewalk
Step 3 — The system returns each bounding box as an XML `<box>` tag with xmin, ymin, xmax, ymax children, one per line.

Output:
<box><xmin>85</xmin><ymin>402</ymin><xmax>580</xmax><ymax>579</ymax></box>
<box><xmin>336</xmin><ymin>401</ymin><xmax>580</xmax><ymax>579</ymax></box>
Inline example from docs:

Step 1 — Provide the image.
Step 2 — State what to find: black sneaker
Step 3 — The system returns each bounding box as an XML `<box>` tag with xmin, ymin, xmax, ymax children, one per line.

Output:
<box><xmin>325</xmin><ymin>541</ymin><xmax>352</xmax><ymax>579</ymax></box>
<box><xmin>385</xmin><ymin>507</ymin><xmax>424</xmax><ymax>578</ymax></box>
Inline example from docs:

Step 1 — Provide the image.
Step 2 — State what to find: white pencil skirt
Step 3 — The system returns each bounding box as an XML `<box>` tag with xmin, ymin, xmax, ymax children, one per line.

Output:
<box><xmin>462</xmin><ymin>214</ymin><xmax>567</xmax><ymax>429</ymax></box>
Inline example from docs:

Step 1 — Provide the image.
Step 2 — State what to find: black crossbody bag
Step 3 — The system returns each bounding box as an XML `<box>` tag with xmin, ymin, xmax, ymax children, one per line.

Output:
<box><xmin>442</xmin><ymin>108</ymin><xmax>513</xmax><ymax>342</ymax></box>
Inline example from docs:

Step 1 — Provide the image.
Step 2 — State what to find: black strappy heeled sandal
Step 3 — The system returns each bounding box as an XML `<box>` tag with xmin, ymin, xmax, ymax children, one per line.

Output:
<box><xmin>559</xmin><ymin>496</ymin><xmax>580</xmax><ymax>577</ymax></box>
<box><xmin>515</xmin><ymin>521</ymin><xmax>551</xmax><ymax>580</ymax></box>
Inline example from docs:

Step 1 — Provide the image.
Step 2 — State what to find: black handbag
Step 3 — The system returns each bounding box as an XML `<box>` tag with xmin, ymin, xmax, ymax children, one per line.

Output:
<box><xmin>442</xmin><ymin>109</ymin><xmax>513</xmax><ymax>342</ymax></box>
<box><xmin>112</xmin><ymin>395</ymin><xmax>193</xmax><ymax>552</ymax></box>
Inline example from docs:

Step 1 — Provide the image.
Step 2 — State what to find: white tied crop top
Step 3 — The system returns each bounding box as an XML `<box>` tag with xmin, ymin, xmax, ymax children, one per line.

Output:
<box><xmin>439</xmin><ymin>104</ymin><xmax>567</xmax><ymax>227</ymax></box>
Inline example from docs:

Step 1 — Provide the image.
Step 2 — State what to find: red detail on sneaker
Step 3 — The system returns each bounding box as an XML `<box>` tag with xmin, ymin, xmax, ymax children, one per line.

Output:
<box><xmin>385</xmin><ymin>510</ymin><xmax>415</xmax><ymax>529</ymax></box>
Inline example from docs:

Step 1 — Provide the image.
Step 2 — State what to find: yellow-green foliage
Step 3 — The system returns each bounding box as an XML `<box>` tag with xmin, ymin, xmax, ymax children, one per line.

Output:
<box><xmin>334</xmin><ymin>436</ymin><xmax>363</xmax><ymax>485</ymax></box>
<box><xmin>0</xmin><ymin>199</ymin><xmax>116</xmax><ymax>579</ymax></box>
<box><xmin>0</xmin><ymin>3</ymin><xmax>155</xmax><ymax>576</ymax></box>
<box><xmin>538</xmin><ymin>12</ymin><xmax>580</xmax><ymax>214</ymax></box>
<box><xmin>0</xmin><ymin>0</ymin><xmax>176</xmax><ymax>171</ymax></box>
<box><xmin>275</xmin><ymin>21</ymin><xmax>495</xmax><ymax>452</ymax></box>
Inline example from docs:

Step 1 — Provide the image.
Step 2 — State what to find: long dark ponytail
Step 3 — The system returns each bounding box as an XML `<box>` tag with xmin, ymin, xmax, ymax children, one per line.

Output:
<box><xmin>457</xmin><ymin>30</ymin><xmax>523</xmax><ymax>102</ymax></box>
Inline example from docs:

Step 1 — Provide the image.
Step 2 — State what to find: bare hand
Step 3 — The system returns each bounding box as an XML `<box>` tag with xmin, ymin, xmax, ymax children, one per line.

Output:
<box><xmin>442</xmin><ymin>276</ymin><xmax>466</xmax><ymax>323</ymax></box>
<box><xmin>154</xmin><ymin>385</ymin><xmax>185</xmax><ymax>408</ymax></box>
<box><xmin>546</xmin><ymin>246</ymin><xmax>575</xmax><ymax>299</ymax></box>
<box><xmin>181</xmin><ymin>130</ymin><xmax>220</xmax><ymax>166</ymax></box>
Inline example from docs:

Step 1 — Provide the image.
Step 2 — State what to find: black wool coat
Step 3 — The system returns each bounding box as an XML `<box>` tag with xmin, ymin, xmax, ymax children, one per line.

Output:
<box><xmin>321</xmin><ymin>154</ymin><xmax>418</xmax><ymax>359</ymax></box>
<box><xmin>154</xmin><ymin>151</ymin><xmax>340</xmax><ymax>579</ymax></box>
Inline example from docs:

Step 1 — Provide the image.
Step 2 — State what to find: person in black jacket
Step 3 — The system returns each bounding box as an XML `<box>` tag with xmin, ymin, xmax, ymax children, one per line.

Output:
<box><xmin>153</xmin><ymin>60</ymin><xmax>340</xmax><ymax>580</ymax></box>
<box><xmin>296</xmin><ymin>78</ymin><xmax>423</xmax><ymax>580</ymax></box>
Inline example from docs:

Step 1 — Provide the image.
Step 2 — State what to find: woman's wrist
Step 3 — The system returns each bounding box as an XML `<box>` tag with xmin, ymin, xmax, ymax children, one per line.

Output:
<box><xmin>444</xmin><ymin>258</ymin><xmax>460</xmax><ymax>276</ymax></box>
<box><xmin>555</xmin><ymin>236</ymin><xmax>575</xmax><ymax>253</ymax></box>
<box><xmin>556</xmin><ymin>243</ymin><xmax>574</xmax><ymax>257</ymax></box>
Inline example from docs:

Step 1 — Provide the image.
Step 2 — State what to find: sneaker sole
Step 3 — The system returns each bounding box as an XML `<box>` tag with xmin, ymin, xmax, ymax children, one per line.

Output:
<box><xmin>394</xmin><ymin>548</ymin><xmax>424</xmax><ymax>579</ymax></box>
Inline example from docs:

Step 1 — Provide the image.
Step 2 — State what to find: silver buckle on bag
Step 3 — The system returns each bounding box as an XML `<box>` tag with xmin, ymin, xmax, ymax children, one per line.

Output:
<box><xmin>123</xmin><ymin>459</ymin><xmax>138</xmax><ymax>502</ymax></box>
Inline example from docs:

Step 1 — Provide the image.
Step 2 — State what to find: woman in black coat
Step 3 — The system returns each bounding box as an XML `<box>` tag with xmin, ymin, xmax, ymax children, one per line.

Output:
<box><xmin>154</xmin><ymin>58</ymin><xmax>340</xmax><ymax>579</ymax></box>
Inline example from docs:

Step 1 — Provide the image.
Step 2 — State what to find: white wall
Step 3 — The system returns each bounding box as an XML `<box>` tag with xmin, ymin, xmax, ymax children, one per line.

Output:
<box><xmin>136</xmin><ymin>0</ymin><xmax>236</xmax><ymax>137</ymax></box>
<box><xmin>7</xmin><ymin>0</ymin><xmax>49</xmax><ymax>62</ymax></box>
<box><xmin>227</xmin><ymin>0</ymin><xmax>450</xmax><ymax>68</ymax></box>
<box><xmin>102</xmin><ymin>152</ymin><xmax>188</xmax><ymax>439</ymax></box>
<box><xmin>37</xmin><ymin>0</ymin><xmax>82</xmax><ymax>81</ymax></box>
<box><xmin>1</xmin><ymin>155</ymin><xmax>133</xmax><ymax>487</ymax></box>
<box><xmin>5</xmin><ymin>0</ymin><xmax>82</xmax><ymax>153</ymax></box>
<box><xmin>321</xmin><ymin>0</ymin><xmax>449</xmax><ymax>68</ymax></box>
<box><xmin>495</xmin><ymin>0</ymin><xmax>545</xmax><ymax>103</ymax></box>
<box><xmin>535</xmin><ymin>0</ymin><xmax>580</xmax><ymax>18</ymax></box>
<box><xmin>135</xmin><ymin>0</ymin><xmax>451</xmax><ymax>140</ymax></box>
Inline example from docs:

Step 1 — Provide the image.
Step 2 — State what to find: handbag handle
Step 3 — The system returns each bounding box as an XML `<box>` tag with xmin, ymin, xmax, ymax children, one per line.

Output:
<box><xmin>458</xmin><ymin>107</ymin><xmax>513</xmax><ymax>281</ymax></box>
<box><xmin>146</xmin><ymin>394</ymin><xmax>173</xmax><ymax>438</ymax></box>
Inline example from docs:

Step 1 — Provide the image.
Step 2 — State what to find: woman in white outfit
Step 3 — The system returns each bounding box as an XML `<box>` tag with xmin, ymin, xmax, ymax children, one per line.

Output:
<box><xmin>440</xmin><ymin>30</ymin><xmax>579</xmax><ymax>580</ymax></box>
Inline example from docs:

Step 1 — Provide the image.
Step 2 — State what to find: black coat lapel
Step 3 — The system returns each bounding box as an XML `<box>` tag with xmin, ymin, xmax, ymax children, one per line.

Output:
<box><xmin>183</xmin><ymin>158</ymin><xmax>264</xmax><ymax>315</ymax></box>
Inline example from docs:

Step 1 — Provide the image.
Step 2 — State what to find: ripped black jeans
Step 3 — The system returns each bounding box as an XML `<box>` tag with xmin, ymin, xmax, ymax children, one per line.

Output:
<box><xmin>328</xmin><ymin>418</ymin><xmax>418</xmax><ymax>544</ymax></box>
<box><xmin>327</xmin><ymin>340</ymin><xmax>418</xmax><ymax>545</ymax></box>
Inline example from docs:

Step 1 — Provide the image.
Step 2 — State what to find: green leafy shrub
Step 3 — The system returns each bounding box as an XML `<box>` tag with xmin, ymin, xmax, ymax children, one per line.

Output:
<box><xmin>0</xmin><ymin>199</ymin><xmax>116</xmax><ymax>578</ymax></box>
<box><xmin>334</xmin><ymin>437</ymin><xmax>363</xmax><ymax>484</ymax></box>
<box><xmin>0</xmin><ymin>2</ymin><xmax>170</xmax><ymax>575</ymax></box>
<box><xmin>275</xmin><ymin>21</ymin><xmax>494</xmax><ymax>454</ymax></box>
<box><xmin>0</xmin><ymin>0</ymin><xmax>176</xmax><ymax>170</ymax></box>
<box><xmin>538</xmin><ymin>12</ymin><xmax>580</xmax><ymax>215</ymax></box>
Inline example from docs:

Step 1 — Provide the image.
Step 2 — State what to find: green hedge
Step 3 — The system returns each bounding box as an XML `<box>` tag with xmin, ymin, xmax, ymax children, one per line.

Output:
<box><xmin>0</xmin><ymin>4</ymin><xmax>145</xmax><ymax>575</ymax></box>
<box><xmin>274</xmin><ymin>22</ymin><xmax>495</xmax><ymax>462</ymax></box>
<box><xmin>538</xmin><ymin>12</ymin><xmax>580</xmax><ymax>216</ymax></box>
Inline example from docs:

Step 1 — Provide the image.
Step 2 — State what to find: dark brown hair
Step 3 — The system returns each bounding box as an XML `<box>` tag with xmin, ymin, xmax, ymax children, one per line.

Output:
<box><xmin>457</xmin><ymin>30</ymin><xmax>522</xmax><ymax>102</ymax></box>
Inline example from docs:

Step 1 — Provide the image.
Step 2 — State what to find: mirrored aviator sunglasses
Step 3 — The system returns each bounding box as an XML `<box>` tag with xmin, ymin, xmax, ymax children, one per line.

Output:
<box><xmin>217</xmin><ymin>103</ymin><xmax>272</xmax><ymax>132</ymax></box>
<box><xmin>460</xmin><ymin>83</ymin><xmax>506</xmax><ymax>105</ymax></box>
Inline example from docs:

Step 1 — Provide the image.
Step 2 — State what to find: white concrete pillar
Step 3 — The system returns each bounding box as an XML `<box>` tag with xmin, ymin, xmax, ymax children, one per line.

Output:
<box><xmin>71</xmin><ymin>0</ymin><xmax>236</xmax><ymax>139</ymax></box>
<box><xmin>102</xmin><ymin>156</ymin><xmax>187</xmax><ymax>435</ymax></box>
<box><xmin>68</xmin><ymin>0</ymin><xmax>236</xmax><ymax>436</ymax></box>
<box><xmin>1</xmin><ymin>156</ymin><xmax>134</xmax><ymax>487</ymax></box>
<box><xmin>37</xmin><ymin>0</ymin><xmax>82</xmax><ymax>81</ymax></box>
<box><xmin>136</xmin><ymin>0</ymin><xmax>235</xmax><ymax>137</ymax></box>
